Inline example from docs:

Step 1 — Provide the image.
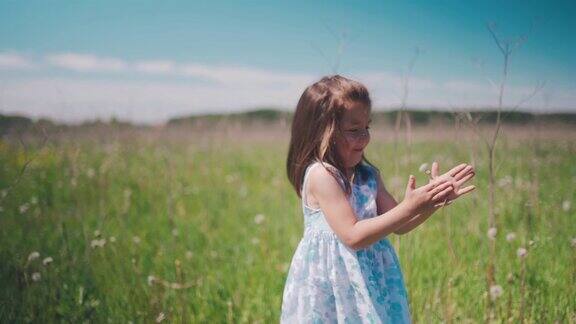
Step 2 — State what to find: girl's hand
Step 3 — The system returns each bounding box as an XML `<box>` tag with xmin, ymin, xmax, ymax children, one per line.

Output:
<box><xmin>429</xmin><ymin>162</ymin><xmax>476</xmax><ymax>205</ymax></box>
<box><xmin>403</xmin><ymin>175</ymin><xmax>454</xmax><ymax>214</ymax></box>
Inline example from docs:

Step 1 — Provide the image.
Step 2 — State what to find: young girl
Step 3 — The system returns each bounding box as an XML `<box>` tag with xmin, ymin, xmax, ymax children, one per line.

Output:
<box><xmin>280</xmin><ymin>75</ymin><xmax>475</xmax><ymax>323</ymax></box>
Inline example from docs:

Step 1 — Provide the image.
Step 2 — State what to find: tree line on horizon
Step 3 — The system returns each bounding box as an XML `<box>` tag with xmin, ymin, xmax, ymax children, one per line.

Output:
<box><xmin>1</xmin><ymin>108</ymin><xmax>575</xmax><ymax>137</ymax></box>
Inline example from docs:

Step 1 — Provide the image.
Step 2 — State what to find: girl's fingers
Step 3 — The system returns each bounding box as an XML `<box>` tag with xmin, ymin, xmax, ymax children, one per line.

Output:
<box><xmin>455</xmin><ymin>185</ymin><xmax>476</xmax><ymax>197</ymax></box>
<box><xmin>456</xmin><ymin>172</ymin><xmax>475</xmax><ymax>186</ymax></box>
<box><xmin>431</xmin><ymin>161</ymin><xmax>439</xmax><ymax>178</ymax></box>
<box><xmin>432</xmin><ymin>186</ymin><xmax>453</xmax><ymax>201</ymax></box>
<box><xmin>430</xmin><ymin>182</ymin><xmax>453</xmax><ymax>195</ymax></box>
<box><xmin>423</xmin><ymin>178</ymin><xmax>449</xmax><ymax>191</ymax></box>
<box><xmin>448</xmin><ymin>163</ymin><xmax>468</xmax><ymax>177</ymax></box>
<box><xmin>454</xmin><ymin>165</ymin><xmax>473</xmax><ymax>181</ymax></box>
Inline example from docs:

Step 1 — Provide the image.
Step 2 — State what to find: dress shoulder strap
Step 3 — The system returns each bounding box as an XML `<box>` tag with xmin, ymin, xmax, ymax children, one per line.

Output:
<box><xmin>301</xmin><ymin>160</ymin><xmax>348</xmax><ymax>211</ymax></box>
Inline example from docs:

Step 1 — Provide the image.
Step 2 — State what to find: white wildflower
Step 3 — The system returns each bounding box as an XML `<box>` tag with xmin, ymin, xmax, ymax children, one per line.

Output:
<box><xmin>147</xmin><ymin>275</ymin><xmax>156</xmax><ymax>286</ymax></box>
<box><xmin>109</xmin><ymin>236</ymin><xmax>116</xmax><ymax>243</ymax></box>
<box><xmin>31</xmin><ymin>272</ymin><xmax>41</xmax><ymax>282</ymax></box>
<box><xmin>170</xmin><ymin>282</ymin><xmax>182</xmax><ymax>289</ymax></box>
<box><xmin>30</xmin><ymin>196</ymin><xmax>38</xmax><ymax>205</ymax></box>
<box><xmin>489</xmin><ymin>285</ymin><xmax>503</xmax><ymax>300</ymax></box>
<box><xmin>528</xmin><ymin>240</ymin><xmax>535</xmax><ymax>246</ymax></box>
<box><xmin>90</xmin><ymin>238</ymin><xmax>106</xmax><ymax>248</ymax></box>
<box><xmin>88</xmin><ymin>299</ymin><xmax>100</xmax><ymax>308</ymax></box>
<box><xmin>42</xmin><ymin>257</ymin><xmax>53</xmax><ymax>266</ymax></box>
<box><xmin>27</xmin><ymin>251</ymin><xmax>40</xmax><ymax>262</ymax></box>
<box><xmin>487</xmin><ymin>227</ymin><xmax>497</xmax><ymax>240</ymax></box>
<box><xmin>506</xmin><ymin>232</ymin><xmax>516</xmax><ymax>242</ymax></box>
<box><xmin>155</xmin><ymin>312</ymin><xmax>166</xmax><ymax>323</ymax></box>
<box><xmin>497</xmin><ymin>175</ymin><xmax>513</xmax><ymax>187</ymax></box>
<box><xmin>418</xmin><ymin>163</ymin><xmax>429</xmax><ymax>173</ymax></box>
<box><xmin>132</xmin><ymin>236</ymin><xmax>141</xmax><ymax>244</ymax></box>
<box><xmin>517</xmin><ymin>247</ymin><xmax>527</xmax><ymax>258</ymax></box>
<box><xmin>19</xmin><ymin>203</ymin><xmax>29</xmax><ymax>214</ymax></box>
<box><xmin>94</xmin><ymin>230</ymin><xmax>101</xmax><ymax>237</ymax></box>
<box><xmin>254</xmin><ymin>214</ymin><xmax>265</xmax><ymax>225</ymax></box>
<box><xmin>562</xmin><ymin>200</ymin><xmax>571</xmax><ymax>212</ymax></box>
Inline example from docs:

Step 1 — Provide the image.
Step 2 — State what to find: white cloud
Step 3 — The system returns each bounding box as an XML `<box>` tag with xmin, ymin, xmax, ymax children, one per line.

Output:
<box><xmin>0</xmin><ymin>51</ymin><xmax>574</xmax><ymax>124</ymax></box>
<box><xmin>133</xmin><ymin>60</ymin><xmax>175</xmax><ymax>74</ymax></box>
<box><xmin>46</xmin><ymin>53</ymin><xmax>128</xmax><ymax>72</ymax></box>
<box><xmin>0</xmin><ymin>52</ymin><xmax>36</xmax><ymax>69</ymax></box>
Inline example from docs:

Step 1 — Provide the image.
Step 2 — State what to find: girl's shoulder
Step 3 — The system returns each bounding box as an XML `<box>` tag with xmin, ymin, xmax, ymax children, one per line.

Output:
<box><xmin>306</xmin><ymin>160</ymin><xmax>347</xmax><ymax>189</ymax></box>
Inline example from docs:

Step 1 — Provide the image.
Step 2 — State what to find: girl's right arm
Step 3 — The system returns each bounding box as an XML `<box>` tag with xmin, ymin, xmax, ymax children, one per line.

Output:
<box><xmin>309</xmin><ymin>166</ymin><xmax>453</xmax><ymax>251</ymax></box>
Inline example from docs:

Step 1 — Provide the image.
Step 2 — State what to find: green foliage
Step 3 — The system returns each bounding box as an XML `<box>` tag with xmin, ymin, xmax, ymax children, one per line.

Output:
<box><xmin>0</xmin><ymin>132</ymin><xmax>574</xmax><ymax>322</ymax></box>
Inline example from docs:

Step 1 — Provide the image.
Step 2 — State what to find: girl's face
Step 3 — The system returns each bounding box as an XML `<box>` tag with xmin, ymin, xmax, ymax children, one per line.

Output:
<box><xmin>334</xmin><ymin>103</ymin><xmax>371</xmax><ymax>170</ymax></box>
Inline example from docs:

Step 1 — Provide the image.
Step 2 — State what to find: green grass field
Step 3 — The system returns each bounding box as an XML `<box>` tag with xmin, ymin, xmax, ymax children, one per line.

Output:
<box><xmin>0</xmin><ymin>125</ymin><xmax>574</xmax><ymax>323</ymax></box>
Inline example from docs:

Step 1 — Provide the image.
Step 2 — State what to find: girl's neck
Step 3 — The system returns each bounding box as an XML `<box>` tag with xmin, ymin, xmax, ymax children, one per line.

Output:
<box><xmin>344</xmin><ymin>167</ymin><xmax>355</xmax><ymax>183</ymax></box>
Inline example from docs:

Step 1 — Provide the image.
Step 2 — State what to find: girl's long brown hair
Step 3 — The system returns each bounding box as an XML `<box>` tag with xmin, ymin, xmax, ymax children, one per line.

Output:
<box><xmin>286</xmin><ymin>75</ymin><xmax>379</xmax><ymax>198</ymax></box>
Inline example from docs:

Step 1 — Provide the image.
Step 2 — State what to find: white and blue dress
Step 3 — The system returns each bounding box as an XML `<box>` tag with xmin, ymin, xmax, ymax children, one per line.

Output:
<box><xmin>280</xmin><ymin>160</ymin><xmax>411</xmax><ymax>323</ymax></box>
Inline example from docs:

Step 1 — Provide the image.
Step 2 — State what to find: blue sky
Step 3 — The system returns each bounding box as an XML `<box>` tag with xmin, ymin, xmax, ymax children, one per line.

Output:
<box><xmin>1</xmin><ymin>0</ymin><xmax>574</xmax><ymax>123</ymax></box>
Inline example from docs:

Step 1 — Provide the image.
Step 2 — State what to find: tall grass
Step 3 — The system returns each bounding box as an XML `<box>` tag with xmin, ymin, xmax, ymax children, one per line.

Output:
<box><xmin>0</xmin><ymin>128</ymin><xmax>574</xmax><ymax>322</ymax></box>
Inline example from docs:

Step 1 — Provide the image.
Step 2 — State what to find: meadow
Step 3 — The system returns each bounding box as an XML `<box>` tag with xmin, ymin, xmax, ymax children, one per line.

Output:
<box><xmin>0</xmin><ymin>121</ymin><xmax>575</xmax><ymax>323</ymax></box>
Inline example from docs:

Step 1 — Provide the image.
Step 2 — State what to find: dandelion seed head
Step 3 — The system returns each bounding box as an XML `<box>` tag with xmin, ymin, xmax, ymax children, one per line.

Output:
<box><xmin>517</xmin><ymin>247</ymin><xmax>527</xmax><ymax>258</ymax></box>
<box><xmin>487</xmin><ymin>227</ymin><xmax>497</xmax><ymax>240</ymax></box>
<box><xmin>147</xmin><ymin>275</ymin><xmax>156</xmax><ymax>286</ymax></box>
<box><xmin>418</xmin><ymin>163</ymin><xmax>429</xmax><ymax>173</ymax></box>
<box><xmin>506</xmin><ymin>232</ymin><xmax>516</xmax><ymax>242</ymax></box>
<box><xmin>90</xmin><ymin>238</ymin><xmax>106</xmax><ymax>248</ymax></box>
<box><xmin>489</xmin><ymin>285</ymin><xmax>503</xmax><ymax>300</ymax></box>
<box><xmin>254</xmin><ymin>214</ymin><xmax>265</xmax><ymax>225</ymax></box>
<box><xmin>109</xmin><ymin>236</ymin><xmax>116</xmax><ymax>243</ymax></box>
<box><xmin>562</xmin><ymin>200</ymin><xmax>571</xmax><ymax>212</ymax></box>
<box><xmin>42</xmin><ymin>257</ymin><xmax>53</xmax><ymax>266</ymax></box>
<box><xmin>31</xmin><ymin>272</ymin><xmax>41</xmax><ymax>282</ymax></box>
<box><xmin>155</xmin><ymin>312</ymin><xmax>166</xmax><ymax>323</ymax></box>
<box><xmin>19</xmin><ymin>203</ymin><xmax>30</xmax><ymax>214</ymax></box>
<box><xmin>132</xmin><ymin>236</ymin><xmax>141</xmax><ymax>244</ymax></box>
<box><xmin>27</xmin><ymin>251</ymin><xmax>40</xmax><ymax>262</ymax></box>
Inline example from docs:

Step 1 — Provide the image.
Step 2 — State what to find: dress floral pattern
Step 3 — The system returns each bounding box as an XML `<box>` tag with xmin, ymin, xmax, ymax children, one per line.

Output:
<box><xmin>280</xmin><ymin>160</ymin><xmax>411</xmax><ymax>323</ymax></box>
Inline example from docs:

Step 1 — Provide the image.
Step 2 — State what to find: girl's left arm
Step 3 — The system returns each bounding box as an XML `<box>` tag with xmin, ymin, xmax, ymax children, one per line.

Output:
<box><xmin>376</xmin><ymin>173</ymin><xmax>440</xmax><ymax>235</ymax></box>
